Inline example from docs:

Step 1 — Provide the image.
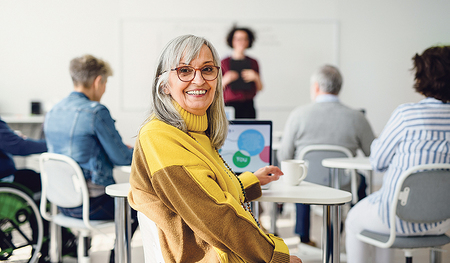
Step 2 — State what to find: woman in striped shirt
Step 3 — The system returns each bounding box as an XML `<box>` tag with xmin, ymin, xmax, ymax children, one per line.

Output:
<box><xmin>345</xmin><ymin>45</ymin><xmax>450</xmax><ymax>263</ymax></box>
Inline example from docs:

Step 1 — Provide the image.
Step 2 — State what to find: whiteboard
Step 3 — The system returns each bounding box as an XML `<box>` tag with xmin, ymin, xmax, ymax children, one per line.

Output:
<box><xmin>120</xmin><ymin>19</ymin><xmax>339</xmax><ymax>112</ymax></box>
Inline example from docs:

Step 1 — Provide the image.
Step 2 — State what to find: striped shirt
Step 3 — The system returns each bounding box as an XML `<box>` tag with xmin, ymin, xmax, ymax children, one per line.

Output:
<box><xmin>368</xmin><ymin>97</ymin><xmax>450</xmax><ymax>234</ymax></box>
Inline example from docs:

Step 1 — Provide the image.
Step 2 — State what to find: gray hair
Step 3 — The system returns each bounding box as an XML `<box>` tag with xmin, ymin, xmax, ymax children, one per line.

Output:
<box><xmin>149</xmin><ymin>35</ymin><xmax>228</xmax><ymax>149</ymax></box>
<box><xmin>69</xmin><ymin>54</ymin><xmax>113</xmax><ymax>88</ymax></box>
<box><xmin>310</xmin><ymin>65</ymin><xmax>342</xmax><ymax>95</ymax></box>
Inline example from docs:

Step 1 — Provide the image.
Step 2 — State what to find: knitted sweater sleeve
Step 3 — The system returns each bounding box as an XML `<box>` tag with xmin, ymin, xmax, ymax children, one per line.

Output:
<box><xmin>129</xmin><ymin>125</ymin><xmax>290</xmax><ymax>262</ymax></box>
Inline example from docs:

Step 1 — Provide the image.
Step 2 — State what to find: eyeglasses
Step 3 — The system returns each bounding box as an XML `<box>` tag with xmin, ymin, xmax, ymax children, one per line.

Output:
<box><xmin>171</xmin><ymin>65</ymin><xmax>220</xmax><ymax>82</ymax></box>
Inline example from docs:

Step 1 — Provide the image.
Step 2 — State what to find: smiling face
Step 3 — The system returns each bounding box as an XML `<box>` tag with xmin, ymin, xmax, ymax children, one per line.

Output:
<box><xmin>166</xmin><ymin>45</ymin><xmax>217</xmax><ymax>116</ymax></box>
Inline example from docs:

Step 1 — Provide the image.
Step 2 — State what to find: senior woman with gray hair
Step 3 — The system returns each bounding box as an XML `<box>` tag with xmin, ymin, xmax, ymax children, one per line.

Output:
<box><xmin>128</xmin><ymin>35</ymin><xmax>301</xmax><ymax>263</ymax></box>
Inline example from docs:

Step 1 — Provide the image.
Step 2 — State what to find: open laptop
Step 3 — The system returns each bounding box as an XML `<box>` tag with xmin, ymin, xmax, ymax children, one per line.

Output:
<box><xmin>219</xmin><ymin>120</ymin><xmax>273</xmax><ymax>176</ymax></box>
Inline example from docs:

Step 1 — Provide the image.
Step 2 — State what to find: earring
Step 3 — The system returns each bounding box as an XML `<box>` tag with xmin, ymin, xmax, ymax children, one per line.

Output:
<box><xmin>163</xmin><ymin>87</ymin><xmax>170</xmax><ymax>95</ymax></box>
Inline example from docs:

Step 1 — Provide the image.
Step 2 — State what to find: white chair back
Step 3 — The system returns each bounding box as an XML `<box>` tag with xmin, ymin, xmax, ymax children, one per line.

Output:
<box><xmin>39</xmin><ymin>153</ymin><xmax>95</xmax><ymax>228</ymax></box>
<box><xmin>39</xmin><ymin>153</ymin><xmax>114</xmax><ymax>263</ymax></box>
<box><xmin>138</xmin><ymin>211</ymin><xmax>165</xmax><ymax>263</ymax></box>
<box><xmin>40</xmin><ymin>153</ymin><xmax>86</xmax><ymax>208</ymax></box>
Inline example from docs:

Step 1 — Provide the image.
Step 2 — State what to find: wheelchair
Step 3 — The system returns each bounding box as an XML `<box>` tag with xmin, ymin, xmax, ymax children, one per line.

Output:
<box><xmin>0</xmin><ymin>182</ymin><xmax>44</xmax><ymax>263</ymax></box>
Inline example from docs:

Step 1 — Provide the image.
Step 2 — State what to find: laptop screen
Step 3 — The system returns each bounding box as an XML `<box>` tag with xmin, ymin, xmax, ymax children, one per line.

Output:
<box><xmin>219</xmin><ymin>120</ymin><xmax>273</xmax><ymax>175</ymax></box>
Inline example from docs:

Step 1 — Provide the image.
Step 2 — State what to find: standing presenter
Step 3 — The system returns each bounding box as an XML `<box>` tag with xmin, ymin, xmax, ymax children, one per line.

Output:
<box><xmin>221</xmin><ymin>26</ymin><xmax>263</xmax><ymax>119</ymax></box>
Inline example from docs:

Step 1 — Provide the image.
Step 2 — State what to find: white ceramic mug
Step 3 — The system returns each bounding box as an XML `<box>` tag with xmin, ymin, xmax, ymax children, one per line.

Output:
<box><xmin>281</xmin><ymin>159</ymin><xmax>308</xmax><ymax>186</ymax></box>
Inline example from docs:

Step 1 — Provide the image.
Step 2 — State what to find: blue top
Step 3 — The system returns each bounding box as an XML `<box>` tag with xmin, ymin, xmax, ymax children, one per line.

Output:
<box><xmin>44</xmin><ymin>92</ymin><xmax>133</xmax><ymax>186</ymax></box>
<box><xmin>369</xmin><ymin>97</ymin><xmax>450</xmax><ymax>234</ymax></box>
<box><xmin>0</xmin><ymin>117</ymin><xmax>47</xmax><ymax>178</ymax></box>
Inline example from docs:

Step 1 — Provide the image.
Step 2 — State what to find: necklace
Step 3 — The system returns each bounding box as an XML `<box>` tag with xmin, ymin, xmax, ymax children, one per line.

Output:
<box><xmin>186</xmin><ymin>131</ymin><xmax>260</xmax><ymax>227</ymax></box>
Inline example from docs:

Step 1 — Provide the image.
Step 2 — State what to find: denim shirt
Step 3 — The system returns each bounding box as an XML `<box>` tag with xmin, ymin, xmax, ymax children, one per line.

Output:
<box><xmin>44</xmin><ymin>92</ymin><xmax>133</xmax><ymax>186</ymax></box>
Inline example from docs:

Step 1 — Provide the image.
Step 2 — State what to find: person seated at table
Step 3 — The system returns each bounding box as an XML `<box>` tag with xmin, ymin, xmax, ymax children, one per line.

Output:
<box><xmin>128</xmin><ymin>35</ymin><xmax>302</xmax><ymax>263</ymax></box>
<box><xmin>0</xmin><ymin>117</ymin><xmax>79</xmax><ymax>261</ymax></box>
<box><xmin>278</xmin><ymin>64</ymin><xmax>375</xmax><ymax>246</ymax></box>
<box><xmin>0</xmin><ymin>117</ymin><xmax>46</xmax><ymax>192</ymax></box>
<box><xmin>345</xmin><ymin>45</ymin><xmax>450</xmax><ymax>263</ymax></box>
<box><xmin>44</xmin><ymin>54</ymin><xmax>137</xmax><ymax>263</ymax></box>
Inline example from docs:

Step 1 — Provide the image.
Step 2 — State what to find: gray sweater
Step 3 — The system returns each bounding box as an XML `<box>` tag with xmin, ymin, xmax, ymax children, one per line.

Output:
<box><xmin>278</xmin><ymin>101</ymin><xmax>375</xmax><ymax>162</ymax></box>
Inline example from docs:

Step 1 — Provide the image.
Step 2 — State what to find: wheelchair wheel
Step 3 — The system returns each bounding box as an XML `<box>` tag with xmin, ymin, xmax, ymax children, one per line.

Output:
<box><xmin>0</xmin><ymin>186</ymin><xmax>43</xmax><ymax>263</ymax></box>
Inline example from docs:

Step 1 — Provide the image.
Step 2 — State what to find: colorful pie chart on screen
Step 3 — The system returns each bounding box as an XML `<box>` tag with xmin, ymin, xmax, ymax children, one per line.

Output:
<box><xmin>220</xmin><ymin>121</ymin><xmax>272</xmax><ymax>173</ymax></box>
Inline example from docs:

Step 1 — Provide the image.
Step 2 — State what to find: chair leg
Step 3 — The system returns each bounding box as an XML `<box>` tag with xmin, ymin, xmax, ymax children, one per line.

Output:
<box><xmin>405</xmin><ymin>250</ymin><xmax>413</xmax><ymax>263</ymax></box>
<box><xmin>77</xmin><ymin>233</ymin><xmax>90</xmax><ymax>263</ymax></box>
<box><xmin>49</xmin><ymin>204</ymin><xmax>62</xmax><ymax>263</ymax></box>
<box><xmin>430</xmin><ymin>247</ymin><xmax>442</xmax><ymax>263</ymax></box>
<box><xmin>49</xmin><ymin>222</ymin><xmax>62</xmax><ymax>263</ymax></box>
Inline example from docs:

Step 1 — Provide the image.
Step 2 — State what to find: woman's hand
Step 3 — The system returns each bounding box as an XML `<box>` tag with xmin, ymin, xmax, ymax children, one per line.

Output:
<box><xmin>290</xmin><ymin>255</ymin><xmax>302</xmax><ymax>263</ymax></box>
<box><xmin>222</xmin><ymin>70</ymin><xmax>239</xmax><ymax>87</ymax></box>
<box><xmin>241</xmin><ymin>69</ymin><xmax>263</xmax><ymax>91</ymax></box>
<box><xmin>241</xmin><ymin>69</ymin><xmax>259</xmax><ymax>83</ymax></box>
<box><xmin>254</xmin><ymin>165</ymin><xmax>283</xmax><ymax>185</ymax></box>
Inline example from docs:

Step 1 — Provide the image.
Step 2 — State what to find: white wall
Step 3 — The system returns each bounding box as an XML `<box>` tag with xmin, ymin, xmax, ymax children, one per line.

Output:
<box><xmin>1</xmin><ymin>0</ymin><xmax>449</xmax><ymax>145</ymax></box>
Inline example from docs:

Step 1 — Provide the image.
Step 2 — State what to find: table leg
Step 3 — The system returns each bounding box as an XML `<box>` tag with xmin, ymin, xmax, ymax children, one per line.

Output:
<box><xmin>255</xmin><ymin>201</ymin><xmax>279</xmax><ymax>235</ymax></box>
<box><xmin>114</xmin><ymin>196</ymin><xmax>131</xmax><ymax>263</ymax></box>
<box><xmin>330</xmin><ymin>168</ymin><xmax>340</xmax><ymax>189</ymax></box>
<box><xmin>271</xmin><ymin>203</ymin><xmax>278</xmax><ymax>235</ymax></box>
<box><xmin>252</xmin><ymin>201</ymin><xmax>259</xmax><ymax>218</ymax></box>
<box><xmin>322</xmin><ymin>204</ymin><xmax>341</xmax><ymax>263</ymax></box>
<box><xmin>252</xmin><ymin>201</ymin><xmax>260</xmax><ymax>227</ymax></box>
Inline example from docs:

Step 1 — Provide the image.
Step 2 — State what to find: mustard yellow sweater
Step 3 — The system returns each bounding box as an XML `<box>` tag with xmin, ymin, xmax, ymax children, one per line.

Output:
<box><xmin>128</xmin><ymin>108</ymin><xmax>290</xmax><ymax>262</ymax></box>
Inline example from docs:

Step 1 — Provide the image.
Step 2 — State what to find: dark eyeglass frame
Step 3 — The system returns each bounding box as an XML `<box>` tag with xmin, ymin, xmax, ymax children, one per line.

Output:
<box><xmin>170</xmin><ymin>65</ymin><xmax>221</xmax><ymax>82</ymax></box>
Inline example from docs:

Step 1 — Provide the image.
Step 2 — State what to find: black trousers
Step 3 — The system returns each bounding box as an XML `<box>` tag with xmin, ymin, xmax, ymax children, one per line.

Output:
<box><xmin>13</xmin><ymin>169</ymin><xmax>42</xmax><ymax>193</ymax></box>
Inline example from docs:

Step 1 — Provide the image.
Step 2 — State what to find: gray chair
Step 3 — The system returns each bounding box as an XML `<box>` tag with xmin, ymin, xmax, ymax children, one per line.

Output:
<box><xmin>39</xmin><ymin>153</ymin><xmax>115</xmax><ymax>263</ymax></box>
<box><xmin>357</xmin><ymin>163</ymin><xmax>450</xmax><ymax>263</ymax></box>
<box><xmin>298</xmin><ymin>144</ymin><xmax>358</xmax><ymax>203</ymax></box>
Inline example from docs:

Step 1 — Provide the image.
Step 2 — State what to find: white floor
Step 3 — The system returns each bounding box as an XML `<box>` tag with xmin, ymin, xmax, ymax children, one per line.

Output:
<box><xmin>59</xmin><ymin>225</ymin><xmax>144</xmax><ymax>263</ymax></box>
<box><xmin>261</xmin><ymin>203</ymin><xmax>450</xmax><ymax>263</ymax></box>
<box><xmin>56</xmin><ymin>202</ymin><xmax>450</xmax><ymax>263</ymax></box>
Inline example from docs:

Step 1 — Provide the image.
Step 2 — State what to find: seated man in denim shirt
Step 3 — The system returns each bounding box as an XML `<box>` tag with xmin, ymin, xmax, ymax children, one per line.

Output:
<box><xmin>44</xmin><ymin>54</ymin><xmax>137</xmax><ymax>261</ymax></box>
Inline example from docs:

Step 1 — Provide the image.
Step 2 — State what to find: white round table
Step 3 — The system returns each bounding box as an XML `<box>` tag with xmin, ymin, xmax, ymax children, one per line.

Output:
<box><xmin>258</xmin><ymin>180</ymin><xmax>352</xmax><ymax>263</ymax></box>
<box><xmin>322</xmin><ymin>157</ymin><xmax>374</xmax><ymax>195</ymax></box>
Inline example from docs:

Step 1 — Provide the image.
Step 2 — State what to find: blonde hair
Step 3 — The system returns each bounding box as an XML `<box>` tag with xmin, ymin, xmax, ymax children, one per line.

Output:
<box><xmin>149</xmin><ymin>35</ymin><xmax>228</xmax><ymax>148</ymax></box>
<box><xmin>69</xmin><ymin>54</ymin><xmax>113</xmax><ymax>88</ymax></box>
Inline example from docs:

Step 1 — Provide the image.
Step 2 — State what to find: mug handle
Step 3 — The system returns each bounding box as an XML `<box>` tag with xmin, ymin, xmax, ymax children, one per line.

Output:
<box><xmin>297</xmin><ymin>163</ymin><xmax>308</xmax><ymax>184</ymax></box>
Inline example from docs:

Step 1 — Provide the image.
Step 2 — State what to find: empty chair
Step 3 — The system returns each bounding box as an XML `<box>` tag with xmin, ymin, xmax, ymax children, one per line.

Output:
<box><xmin>137</xmin><ymin>212</ymin><xmax>165</xmax><ymax>263</ymax></box>
<box><xmin>357</xmin><ymin>163</ymin><xmax>450</xmax><ymax>263</ymax></box>
<box><xmin>39</xmin><ymin>153</ymin><xmax>115</xmax><ymax>263</ymax></box>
